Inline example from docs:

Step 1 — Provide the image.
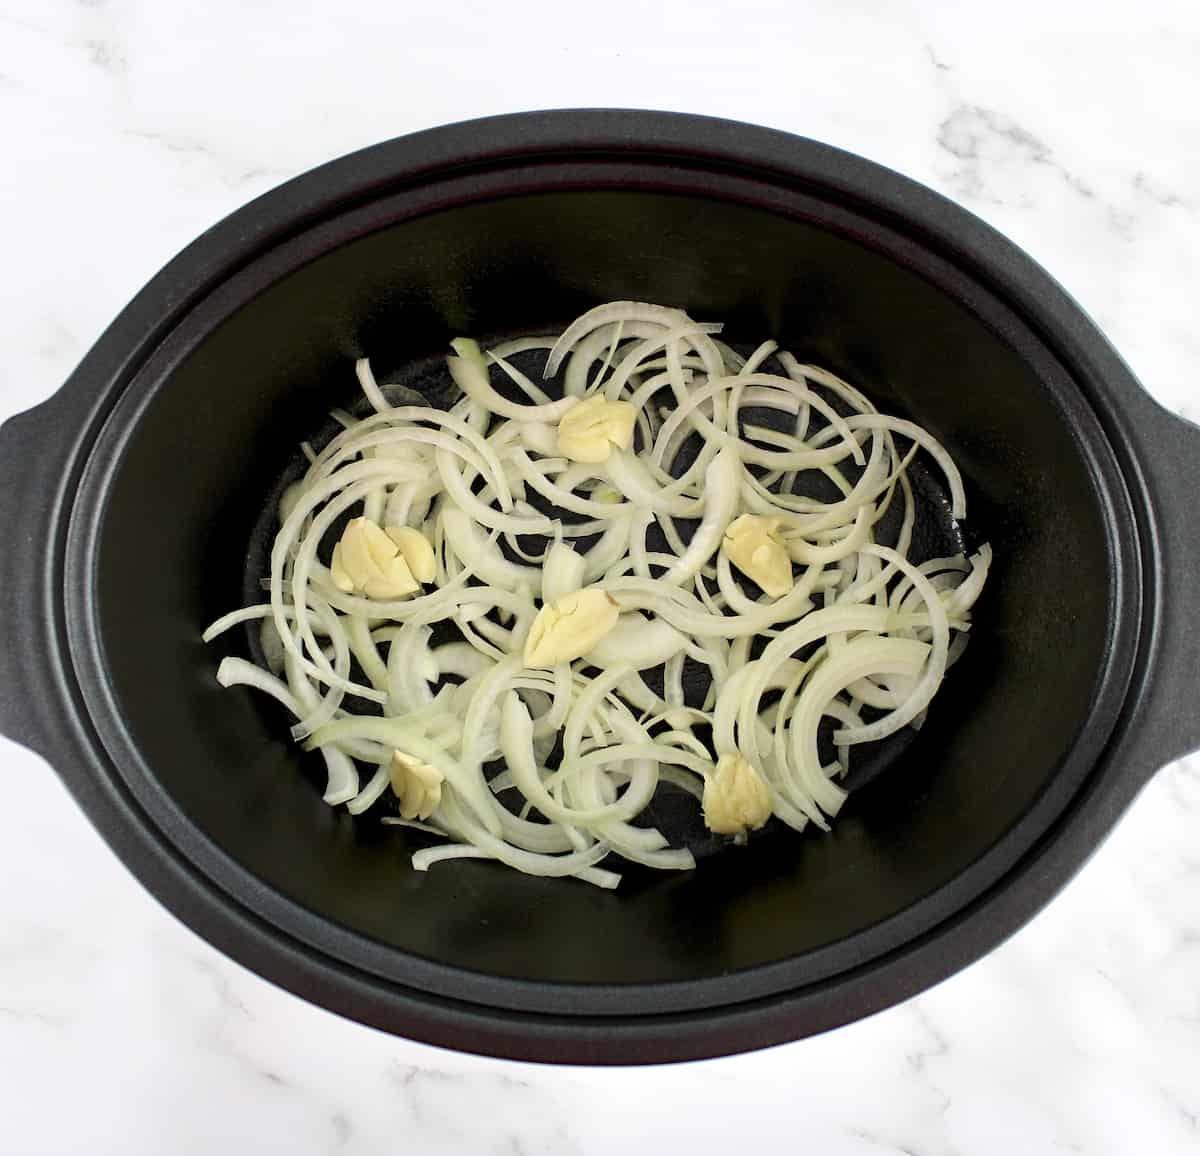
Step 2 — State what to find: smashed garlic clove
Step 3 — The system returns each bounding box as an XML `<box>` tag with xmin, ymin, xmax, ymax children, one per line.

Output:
<box><xmin>389</xmin><ymin>750</ymin><xmax>444</xmax><ymax>820</ymax></box>
<box><xmin>722</xmin><ymin>513</ymin><xmax>794</xmax><ymax>598</ymax></box>
<box><xmin>360</xmin><ymin>559</ymin><xmax>418</xmax><ymax>600</ymax></box>
<box><xmin>385</xmin><ymin>525</ymin><xmax>436</xmax><ymax>584</ymax></box>
<box><xmin>702</xmin><ymin>752</ymin><xmax>773</xmax><ymax>835</ymax></box>
<box><xmin>524</xmin><ymin>588</ymin><xmax>620</xmax><ymax>667</ymax></box>
<box><xmin>556</xmin><ymin>395</ymin><xmax>637</xmax><ymax>464</ymax></box>
<box><xmin>330</xmin><ymin>516</ymin><xmax>420</xmax><ymax>600</ymax></box>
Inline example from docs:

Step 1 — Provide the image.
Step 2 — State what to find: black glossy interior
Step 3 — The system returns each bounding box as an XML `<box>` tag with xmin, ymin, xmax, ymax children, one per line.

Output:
<box><xmin>93</xmin><ymin>189</ymin><xmax>1112</xmax><ymax>988</ymax></box>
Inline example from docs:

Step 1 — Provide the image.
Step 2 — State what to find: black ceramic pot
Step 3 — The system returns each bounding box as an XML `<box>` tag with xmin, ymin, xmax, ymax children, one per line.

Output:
<box><xmin>2</xmin><ymin>111</ymin><xmax>1196</xmax><ymax>1065</ymax></box>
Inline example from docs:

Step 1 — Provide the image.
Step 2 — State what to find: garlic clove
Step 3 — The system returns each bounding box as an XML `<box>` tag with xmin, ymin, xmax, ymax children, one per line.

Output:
<box><xmin>722</xmin><ymin>513</ymin><xmax>794</xmax><ymax>598</ymax></box>
<box><xmin>389</xmin><ymin>750</ymin><xmax>444</xmax><ymax>820</ymax></box>
<box><xmin>524</xmin><ymin>588</ymin><xmax>620</xmax><ymax>667</ymax></box>
<box><xmin>363</xmin><ymin>520</ymin><xmax>400</xmax><ymax>570</ymax></box>
<box><xmin>330</xmin><ymin>516</ymin><xmax>421</xmax><ymax>600</ymax></box>
<box><xmin>339</xmin><ymin>516</ymin><xmax>381</xmax><ymax>579</ymax></box>
<box><xmin>702</xmin><ymin>752</ymin><xmax>772</xmax><ymax>835</ymax></box>
<box><xmin>598</xmin><ymin>400</ymin><xmax>636</xmax><ymax>450</ymax></box>
<box><xmin>385</xmin><ymin>526</ymin><xmax>436</xmax><ymax>584</ymax></box>
<box><xmin>360</xmin><ymin>557</ymin><xmax>418</xmax><ymax>600</ymax></box>
<box><xmin>556</xmin><ymin>396</ymin><xmax>638</xmax><ymax>464</ymax></box>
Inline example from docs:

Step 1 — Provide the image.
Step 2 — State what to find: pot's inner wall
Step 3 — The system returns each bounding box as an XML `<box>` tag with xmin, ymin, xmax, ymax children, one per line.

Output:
<box><xmin>94</xmin><ymin>190</ymin><xmax>1111</xmax><ymax>986</ymax></box>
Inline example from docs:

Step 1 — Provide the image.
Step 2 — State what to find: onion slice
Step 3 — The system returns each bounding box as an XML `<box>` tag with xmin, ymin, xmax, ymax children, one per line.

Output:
<box><xmin>206</xmin><ymin>299</ymin><xmax>989</xmax><ymax>889</ymax></box>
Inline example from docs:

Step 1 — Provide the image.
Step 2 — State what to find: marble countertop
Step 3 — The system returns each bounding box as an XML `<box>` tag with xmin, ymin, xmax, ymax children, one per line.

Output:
<box><xmin>2</xmin><ymin>2</ymin><xmax>1198</xmax><ymax>1152</ymax></box>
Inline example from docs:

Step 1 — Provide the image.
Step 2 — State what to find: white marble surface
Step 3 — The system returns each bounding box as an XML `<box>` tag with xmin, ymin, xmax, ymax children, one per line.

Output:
<box><xmin>2</xmin><ymin>1</ymin><xmax>1199</xmax><ymax>1152</ymax></box>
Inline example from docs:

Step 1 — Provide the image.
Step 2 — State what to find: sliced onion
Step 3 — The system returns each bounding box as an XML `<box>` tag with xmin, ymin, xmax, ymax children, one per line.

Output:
<box><xmin>209</xmin><ymin>299</ymin><xmax>989</xmax><ymax>890</ymax></box>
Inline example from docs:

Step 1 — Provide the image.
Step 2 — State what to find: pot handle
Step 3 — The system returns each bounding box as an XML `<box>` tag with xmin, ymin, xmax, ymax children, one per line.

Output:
<box><xmin>1130</xmin><ymin>396</ymin><xmax>1200</xmax><ymax>776</ymax></box>
<box><xmin>0</xmin><ymin>393</ymin><xmax>78</xmax><ymax>760</ymax></box>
